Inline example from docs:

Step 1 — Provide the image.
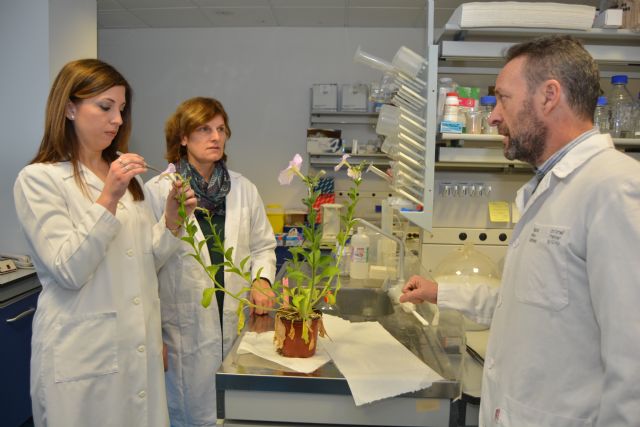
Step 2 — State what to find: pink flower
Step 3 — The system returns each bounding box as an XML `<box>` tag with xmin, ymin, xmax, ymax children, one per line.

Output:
<box><xmin>278</xmin><ymin>154</ymin><xmax>304</xmax><ymax>185</ymax></box>
<box><xmin>164</xmin><ymin>163</ymin><xmax>176</xmax><ymax>174</ymax></box>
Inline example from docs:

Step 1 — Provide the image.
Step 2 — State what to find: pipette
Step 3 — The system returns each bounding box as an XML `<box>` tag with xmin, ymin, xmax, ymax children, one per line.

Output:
<box><xmin>116</xmin><ymin>151</ymin><xmax>166</xmax><ymax>174</ymax></box>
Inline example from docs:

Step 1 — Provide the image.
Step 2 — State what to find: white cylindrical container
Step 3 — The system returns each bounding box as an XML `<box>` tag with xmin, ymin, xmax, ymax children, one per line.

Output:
<box><xmin>349</xmin><ymin>227</ymin><xmax>370</xmax><ymax>280</ymax></box>
<box><xmin>443</xmin><ymin>92</ymin><xmax>459</xmax><ymax>122</ymax></box>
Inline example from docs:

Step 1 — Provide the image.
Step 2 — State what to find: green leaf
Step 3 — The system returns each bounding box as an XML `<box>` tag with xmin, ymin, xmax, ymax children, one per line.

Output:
<box><xmin>224</xmin><ymin>247</ymin><xmax>234</xmax><ymax>262</ymax></box>
<box><xmin>202</xmin><ymin>287</ymin><xmax>215</xmax><ymax>308</ymax></box>
<box><xmin>239</xmin><ymin>255</ymin><xmax>250</xmax><ymax>272</ymax></box>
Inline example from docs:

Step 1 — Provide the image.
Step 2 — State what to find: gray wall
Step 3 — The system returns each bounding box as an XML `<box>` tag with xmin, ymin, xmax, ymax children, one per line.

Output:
<box><xmin>98</xmin><ymin>27</ymin><xmax>425</xmax><ymax>210</ymax></box>
<box><xmin>0</xmin><ymin>0</ymin><xmax>96</xmax><ymax>253</ymax></box>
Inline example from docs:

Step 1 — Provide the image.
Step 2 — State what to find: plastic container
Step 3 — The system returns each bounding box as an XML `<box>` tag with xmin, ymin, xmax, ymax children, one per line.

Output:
<box><xmin>266</xmin><ymin>204</ymin><xmax>284</xmax><ymax>234</ymax></box>
<box><xmin>594</xmin><ymin>96</ymin><xmax>610</xmax><ymax>134</ymax></box>
<box><xmin>391</xmin><ymin>46</ymin><xmax>427</xmax><ymax>78</ymax></box>
<box><xmin>479</xmin><ymin>95</ymin><xmax>498</xmax><ymax>135</ymax></box>
<box><xmin>442</xmin><ymin>92</ymin><xmax>460</xmax><ymax>122</ymax></box>
<box><xmin>437</xmin><ymin>77</ymin><xmax>458</xmax><ymax>124</ymax></box>
<box><xmin>609</xmin><ymin>75</ymin><xmax>635</xmax><ymax>138</ymax></box>
<box><xmin>349</xmin><ymin>227</ymin><xmax>370</xmax><ymax>280</ymax></box>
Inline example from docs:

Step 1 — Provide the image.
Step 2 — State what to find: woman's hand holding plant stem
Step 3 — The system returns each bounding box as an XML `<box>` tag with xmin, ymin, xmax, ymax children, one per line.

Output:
<box><xmin>165</xmin><ymin>178</ymin><xmax>197</xmax><ymax>235</ymax></box>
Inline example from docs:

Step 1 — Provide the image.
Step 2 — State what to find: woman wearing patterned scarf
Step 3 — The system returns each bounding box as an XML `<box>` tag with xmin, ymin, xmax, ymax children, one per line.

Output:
<box><xmin>145</xmin><ymin>97</ymin><xmax>276</xmax><ymax>427</ymax></box>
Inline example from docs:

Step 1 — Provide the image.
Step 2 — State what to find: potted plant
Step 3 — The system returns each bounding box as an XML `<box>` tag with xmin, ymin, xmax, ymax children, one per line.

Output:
<box><xmin>174</xmin><ymin>153</ymin><xmax>368</xmax><ymax>357</ymax></box>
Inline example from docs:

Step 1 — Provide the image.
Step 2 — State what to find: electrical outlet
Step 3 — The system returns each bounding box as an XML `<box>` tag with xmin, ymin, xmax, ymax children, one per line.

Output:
<box><xmin>0</xmin><ymin>259</ymin><xmax>18</xmax><ymax>274</ymax></box>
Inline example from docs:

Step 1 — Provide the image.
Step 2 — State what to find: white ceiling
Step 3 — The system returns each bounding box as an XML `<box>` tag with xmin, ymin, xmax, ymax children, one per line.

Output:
<box><xmin>97</xmin><ymin>0</ymin><xmax>601</xmax><ymax>29</ymax></box>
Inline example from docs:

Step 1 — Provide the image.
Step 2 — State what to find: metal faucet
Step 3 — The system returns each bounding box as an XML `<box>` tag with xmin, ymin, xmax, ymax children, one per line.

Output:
<box><xmin>353</xmin><ymin>218</ymin><xmax>405</xmax><ymax>285</ymax></box>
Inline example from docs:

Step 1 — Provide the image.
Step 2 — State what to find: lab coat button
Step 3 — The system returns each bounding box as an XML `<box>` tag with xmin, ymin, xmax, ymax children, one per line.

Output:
<box><xmin>117</xmin><ymin>202</ymin><xmax>125</xmax><ymax>210</ymax></box>
<box><xmin>137</xmin><ymin>345</ymin><xmax>145</xmax><ymax>353</ymax></box>
<box><xmin>126</xmin><ymin>249</ymin><xmax>134</xmax><ymax>257</ymax></box>
<box><xmin>133</xmin><ymin>297</ymin><xmax>141</xmax><ymax>305</ymax></box>
<box><xmin>487</xmin><ymin>357</ymin><xmax>495</xmax><ymax>369</ymax></box>
<box><xmin>138</xmin><ymin>390</ymin><xmax>146</xmax><ymax>398</ymax></box>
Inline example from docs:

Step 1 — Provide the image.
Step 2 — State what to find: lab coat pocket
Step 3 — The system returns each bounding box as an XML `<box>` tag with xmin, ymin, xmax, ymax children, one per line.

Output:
<box><xmin>515</xmin><ymin>224</ymin><xmax>569</xmax><ymax>311</ymax></box>
<box><xmin>180</xmin><ymin>302</ymin><xmax>217</xmax><ymax>356</ymax></box>
<box><xmin>53</xmin><ymin>312</ymin><xmax>118</xmax><ymax>382</ymax></box>
<box><xmin>502</xmin><ymin>395</ymin><xmax>593</xmax><ymax>427</ymax></box>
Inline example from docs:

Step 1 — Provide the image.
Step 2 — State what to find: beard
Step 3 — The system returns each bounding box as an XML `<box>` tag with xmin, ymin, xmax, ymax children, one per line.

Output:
<box><xmin>500</xmin><ymin>100</ymin><xmax>547</xmax><ymax>166</ymax></box>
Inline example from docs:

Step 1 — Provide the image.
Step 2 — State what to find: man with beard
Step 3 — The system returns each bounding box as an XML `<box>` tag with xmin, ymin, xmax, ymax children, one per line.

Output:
<box><xmin>400</xmin><ymin>35</ymin><xmax>640</xmax><ymax>426</ymax></box>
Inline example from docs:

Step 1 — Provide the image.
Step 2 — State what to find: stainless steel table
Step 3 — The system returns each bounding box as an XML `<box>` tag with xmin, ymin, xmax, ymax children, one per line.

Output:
<box><xmin>217</xmin><ymin>281</ymin><xmax>464</xmax><ymax>427</ymax></box>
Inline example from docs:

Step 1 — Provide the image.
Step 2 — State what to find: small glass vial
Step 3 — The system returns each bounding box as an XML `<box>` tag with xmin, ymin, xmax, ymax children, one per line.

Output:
<box><xmin>479</xmin><ymin>95</ymin><xmax>498</xmax><ymax>135</ymax></box>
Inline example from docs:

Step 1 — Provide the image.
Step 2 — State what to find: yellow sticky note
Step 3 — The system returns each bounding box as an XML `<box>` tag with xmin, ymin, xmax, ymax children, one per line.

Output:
<box><xmin>489</xmin><ymin>201</ymin><xmax>510</xmax><ymax>223</ymax></box>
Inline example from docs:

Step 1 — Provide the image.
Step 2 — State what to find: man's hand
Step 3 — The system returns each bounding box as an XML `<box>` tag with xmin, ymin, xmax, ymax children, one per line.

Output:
<box><xmin>399</xmin><ymin>275</ymin><xmax>438</xmax><ymax>305</ymax></box>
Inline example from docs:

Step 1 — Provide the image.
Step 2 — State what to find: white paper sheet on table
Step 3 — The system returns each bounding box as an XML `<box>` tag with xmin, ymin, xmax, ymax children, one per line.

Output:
<box><xmin>238</xmin><ymin>331</ymin><xmax>331</xmax><ymax>374</ymax></box>
<box><xmin>320</xmin><ymin>314</ymin><xmax>443</xmax><ymax>406</ymax></box>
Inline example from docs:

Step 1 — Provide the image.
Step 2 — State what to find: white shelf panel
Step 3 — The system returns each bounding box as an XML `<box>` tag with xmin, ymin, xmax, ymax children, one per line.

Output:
<box><xmin>441</xmin><ymin>133</ymin><xmax>503</xmax><ymax>142</ymax></box>
<box><xmin>612</xmin><ymin>137</ymin><xmax>640</xmax><ymax>147</ymax></box>
<box><xmin>311</xmin><ymin>111</ymin><xmax>378</xmax><ymax>124</ymax></box>
<box><xmin>439</xmin><ymin>26</ymin><xmax>640</xmax><ymax>43</ymax></box>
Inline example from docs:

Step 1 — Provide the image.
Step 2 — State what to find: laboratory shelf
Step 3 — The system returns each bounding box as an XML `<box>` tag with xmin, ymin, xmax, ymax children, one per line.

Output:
<box><xmin>437</xmin><ymin>26</ymin><xmax>640</xmax><ymax>65</ymax></box>
<box><xmin>308</xmin><ymin>153</ymin><xmax>390</xmax><ymax>168</ymax></box>
<box><xmin>310</xmin><ymin>111</ymin><xmax>378</xmax><ymax>125</ymax></box>
<box><xmin>440</xmin><ymin>133</ymin><xmax>503</xmax><ymax>142</ymax></box>
<box><xmin>612</xmin><ymin>137</ymin><xmax>640</xmax><ymax>147</ymax></box>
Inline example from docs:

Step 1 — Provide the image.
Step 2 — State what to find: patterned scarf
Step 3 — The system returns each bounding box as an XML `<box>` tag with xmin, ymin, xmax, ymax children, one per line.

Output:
<box><xmin>176</xmin><ymin>157</ymin><xmax>230</xmax><ymax>215</ymax></box>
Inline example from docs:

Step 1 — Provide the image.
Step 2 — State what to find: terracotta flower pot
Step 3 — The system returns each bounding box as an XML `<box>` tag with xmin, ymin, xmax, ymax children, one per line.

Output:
<box><xmin>274</xmin><ymin>311</ymin><xmax>325</xmax><ymax>358</ymax></box>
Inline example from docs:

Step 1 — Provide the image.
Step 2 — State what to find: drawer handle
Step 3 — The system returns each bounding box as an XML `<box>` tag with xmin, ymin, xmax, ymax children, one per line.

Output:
<box><xmin>6</xmin><ymin>307</ymin><xmax>36</xmax><ymax>323</ymax></box>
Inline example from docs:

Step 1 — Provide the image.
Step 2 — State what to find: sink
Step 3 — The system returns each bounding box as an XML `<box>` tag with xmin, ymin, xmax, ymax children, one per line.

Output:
<box><xmin>331</xmin><ymin>288</ymin><xmax>394</xmax><ymax>321</ymax></box>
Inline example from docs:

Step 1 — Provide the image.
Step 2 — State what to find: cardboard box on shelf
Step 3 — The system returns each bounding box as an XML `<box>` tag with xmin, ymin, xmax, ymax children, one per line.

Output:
<box><xmin>341</xmin><ymin>83</ymin><xmax>369</xmax><ymax>112</ymax></box>
<box><xmin>312</xmin><ymin>84</ymin><xmax>338</xmax><ymax>111</ymax></box>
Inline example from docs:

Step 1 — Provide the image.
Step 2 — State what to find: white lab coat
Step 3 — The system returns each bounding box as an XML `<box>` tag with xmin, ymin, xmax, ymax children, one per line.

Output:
<box><xmin>145</xmin><ymin>169</ymin><xmax>276</xmax><ymax>427</ymax></box>
<box><xmin>13</xmin><ymin>162</ymin><xmax>180</xmax><ymax>427</ymax></box>
<box><xmin>437</xmin><ymin>133</ymin><xmax>640</xmax><ymax>426</ymax></box>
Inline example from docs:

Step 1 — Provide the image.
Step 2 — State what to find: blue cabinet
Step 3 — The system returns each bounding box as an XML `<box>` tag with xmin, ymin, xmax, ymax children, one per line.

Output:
<box><xmin>0</xmin><ymin>287</ymin><xmax>39</xmax><ymax>427</ymax></box>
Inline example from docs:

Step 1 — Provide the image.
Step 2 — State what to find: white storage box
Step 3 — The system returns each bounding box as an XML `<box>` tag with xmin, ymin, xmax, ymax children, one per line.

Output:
<box><xmin>312</xmin><ymin>84</ymin><xmax>338</xmax><ymax>112</ymax></box>
<box><xmin>340</xmin><ymin>84</ymin><xmax>369</xmax><ymax>112</ymax></box>
<box><xmin>593</xmin><ymin>9</ymin><xmax>623</xmax><ymax>28</ymax></box>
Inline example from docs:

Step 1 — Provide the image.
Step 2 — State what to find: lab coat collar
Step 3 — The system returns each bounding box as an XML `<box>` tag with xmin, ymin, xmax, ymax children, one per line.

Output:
<box><xmin>58</xmin><ymin>161</ymin><xmax>106</xmax><ymax>195</ymax></box>
<box><xmin>515</xmin><ymin>133</ymin><xmax>613</xmax><ymax>213</ymax></box>
<box><xmin>224</xmin><ymin>171</ymin><xmax>242</xmax><ymax>265</ymax></box>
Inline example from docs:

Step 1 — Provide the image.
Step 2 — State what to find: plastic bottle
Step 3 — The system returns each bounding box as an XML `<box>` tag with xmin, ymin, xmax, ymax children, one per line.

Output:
<box><xmin>437</xmin><ymin>77</ymin><xmax>457</xmax><ymax>124</ymax></box>
<box><xmin>442</xmin><ymin>92</ymin><xmax>459</xmax><ymax>122</ymax></box>
<box><xmin>593</xmin><ymin>96</ymin><xmax>610</xmax><ymax>134</ymax></box>
<box><xmin>349</xmin><ymin>227</ymin><xmax>370</xmax><ymax>280</ymax></box>
<box><xmin>479</xmin><ymin>95</ymin><xmax>498</xmax><ymax>135</ymax></box>
<box><xmin>609</xmin><ymin>75</ymin><xmax>634</xmax><ymax>138</ymax></box>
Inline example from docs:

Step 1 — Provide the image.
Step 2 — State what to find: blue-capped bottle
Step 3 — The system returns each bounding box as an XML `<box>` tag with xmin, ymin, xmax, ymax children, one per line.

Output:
<box><xmin>593</xmin><ymin>96</ymin><xmax>610</xmax><ymax>134</ymax></box>
<box><xmin>479</xmin><ymin>95</ymin><xmax>498</xmax><ymax>135</ymax></box>
<box><xmin>609</xmin><ymin>75</ymin><xmax>634</xmax><ymax>138</ymax></box>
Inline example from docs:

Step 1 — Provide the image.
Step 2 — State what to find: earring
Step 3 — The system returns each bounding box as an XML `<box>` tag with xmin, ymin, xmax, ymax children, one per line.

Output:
<box><xmin>70</xmin><ymin>115</ymin><xmax>75</xmax><ymax>120</ymax></box>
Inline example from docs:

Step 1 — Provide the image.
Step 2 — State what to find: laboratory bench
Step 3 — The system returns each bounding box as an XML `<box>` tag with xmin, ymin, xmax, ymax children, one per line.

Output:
<box><xmin>0</xmin><ymin>269</ymin><xmax>41</xmax><ymax>427</ymax></box>
<box><xmin>216</xmin><ymin>277</ymin><xmax>466</xmax><ymax>427</ymax></box>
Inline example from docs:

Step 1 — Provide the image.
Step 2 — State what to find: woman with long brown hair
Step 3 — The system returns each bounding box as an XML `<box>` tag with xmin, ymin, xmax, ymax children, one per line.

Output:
<box><xmin>13</xmin><ymin>58</ymin><xmax>196</xmax><ymax>427</ymax></box>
